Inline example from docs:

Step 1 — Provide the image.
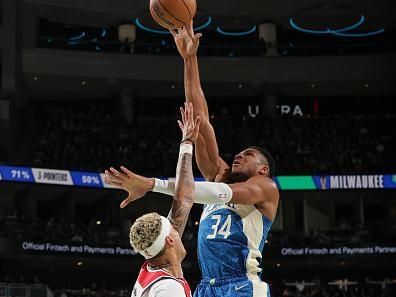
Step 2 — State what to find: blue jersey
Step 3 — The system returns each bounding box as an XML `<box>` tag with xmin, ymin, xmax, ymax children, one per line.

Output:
<box><xmin>196</xmin><ymin>202</ymin><xmax>272</xmax><ymax>296</ymax></box>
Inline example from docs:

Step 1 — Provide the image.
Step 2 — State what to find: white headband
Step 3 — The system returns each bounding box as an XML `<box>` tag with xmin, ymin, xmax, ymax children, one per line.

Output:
<box><xmin>133</xmin><ymin>216</ymin><xmax>171</xmax><ymax>260</ymax></box>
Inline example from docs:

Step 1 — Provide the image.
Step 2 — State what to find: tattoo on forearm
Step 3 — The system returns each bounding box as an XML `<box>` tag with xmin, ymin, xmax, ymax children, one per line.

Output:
<box><xmin>168</xmin><ymin>153</ymin><xmax>194</xmax><ymax>237</ymax></box>
<box><xmin>168</xmin><ymin>202</ymin><xmax>191</xmax><ymax>237</ymax></box>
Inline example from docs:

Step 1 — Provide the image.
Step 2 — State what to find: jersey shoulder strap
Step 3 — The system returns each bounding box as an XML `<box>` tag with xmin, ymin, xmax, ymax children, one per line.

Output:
<box><xmin>132</xmin><ymin>262</ymin><xmax>191</xmax><ymax>297</ymax></box>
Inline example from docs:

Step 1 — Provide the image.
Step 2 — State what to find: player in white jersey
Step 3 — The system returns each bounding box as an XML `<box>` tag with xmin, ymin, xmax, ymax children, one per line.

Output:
<box><xmin>129</xmin><ymin>214</ymin><xmax>192</xmax><ymax>297</ymax></box>
<box><xmin>107</xmin><ymin>103</ymin><xmax>200</xmax><ymax>297</ymax></box>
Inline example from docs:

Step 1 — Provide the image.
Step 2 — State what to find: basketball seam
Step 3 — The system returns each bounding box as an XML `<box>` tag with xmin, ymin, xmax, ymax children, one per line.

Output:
<box><xmin>157</xmin><ymin>0</ymin><xmax>186</xmax><ymax>26</ymax></box>
<box><xmin>150</xmin><ymin>4</ymin><xmax>169</xmax><ymax>28</ymax></box>
<box><xmin>180</xmin><ymin>0</ymin><xmax>192</xmax><ymax>22</ymax></box>
<box><xmin>150</xmin><ymin>3</ymin><xmax>176</xmax><ymax>29</ymax></box>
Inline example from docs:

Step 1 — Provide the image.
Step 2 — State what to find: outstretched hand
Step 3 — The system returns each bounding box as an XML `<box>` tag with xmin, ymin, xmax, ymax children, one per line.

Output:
<box><xmin>178</xmin><ymin>102</ymin><xmax>201</xmax><ymax>143</ymax></box>
<box><xmin>104</xmin><ymin>166</ymin><xmax>154</xmax><ymax>208</ymax></box>
<box><xmin>170</xmin><ymin>20</ymin><xmax>202</xmax><ymax>59</ymax></box>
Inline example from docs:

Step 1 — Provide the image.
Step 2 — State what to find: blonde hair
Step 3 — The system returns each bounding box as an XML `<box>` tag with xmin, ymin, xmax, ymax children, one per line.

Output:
<box><xmin>130</xmin><ymin>212</ymin><xmax>163</xmax><ymax>252</ymax></box>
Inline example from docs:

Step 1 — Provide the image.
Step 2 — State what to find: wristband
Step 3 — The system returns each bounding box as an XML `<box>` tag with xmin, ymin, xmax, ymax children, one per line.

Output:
<box><xmin>179</xmin><ymin>143</ymin><xmax>193</xmax><ymax>155</ymax></box>
<box><xmin>181</xmin><ymin>138</ymin><xmax>194</xmax><ymax>144</ymax></box>
<box><xmin>153</xmin><ymin>178</ymin><xmax>171</xmax><ymax>194</ymax></box>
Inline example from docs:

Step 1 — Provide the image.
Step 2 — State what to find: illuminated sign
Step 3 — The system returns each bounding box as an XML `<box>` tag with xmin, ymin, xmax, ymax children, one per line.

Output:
<box><xmin>1</xmin><ymin>166</ymin><xmax>396</xmax><ymax>191</ymax></box>
<box><xmin>281</xmin><ymin>246</ymin><xmax>396</xmax><ymax>256</ymax></box>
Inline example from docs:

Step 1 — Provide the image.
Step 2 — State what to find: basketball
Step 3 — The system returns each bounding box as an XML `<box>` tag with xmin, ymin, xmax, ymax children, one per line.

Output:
<box><xmin>149</xmin><ymin>0</ymin><xmax>197</xmax><ymax>29</ymax></box>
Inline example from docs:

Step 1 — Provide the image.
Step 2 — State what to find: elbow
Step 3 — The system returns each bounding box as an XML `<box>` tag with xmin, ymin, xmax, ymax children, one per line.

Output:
<box><xmin>203</xmin><ymin>173</ymin><xmax>216</xmax><ymax>182</ymax></box>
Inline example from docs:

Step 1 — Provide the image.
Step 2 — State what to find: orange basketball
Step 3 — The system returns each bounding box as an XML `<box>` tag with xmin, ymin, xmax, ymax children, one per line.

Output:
<box><xmin>149</xmin><ymin>0</ymin><xmax>197</xmax><ymax>29</ymax></box>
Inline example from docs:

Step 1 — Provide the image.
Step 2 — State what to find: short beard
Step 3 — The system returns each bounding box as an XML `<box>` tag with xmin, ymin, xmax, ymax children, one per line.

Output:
<box><xmin>227</xmin><ymin>172</ymin><xmax>250</xmax><ymax>183</ymax></box>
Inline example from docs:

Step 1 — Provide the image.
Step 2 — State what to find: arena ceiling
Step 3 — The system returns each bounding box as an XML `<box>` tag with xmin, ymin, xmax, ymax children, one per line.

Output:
<box><xmin>20</xmin><ymin>0</ymin><xmax>396</xmax><ymax>98</ymax></box>
<box><xmin>26</xmin><ymin>0</ymin><xmax>395</xmax><ymax>30</ymax></box>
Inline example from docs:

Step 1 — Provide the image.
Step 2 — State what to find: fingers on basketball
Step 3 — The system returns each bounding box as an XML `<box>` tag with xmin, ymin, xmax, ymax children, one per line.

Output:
<box><xmin>149</xmin><ymin>0</ymin><xmax>196</xmax><ymax>30</ymax></box>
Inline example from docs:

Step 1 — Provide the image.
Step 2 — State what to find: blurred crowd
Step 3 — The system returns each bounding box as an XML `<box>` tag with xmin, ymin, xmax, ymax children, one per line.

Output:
<box><xmin>1</xmin><ymin>214</ymin><xmax>68</xmax><ymax>243</ymax></box>
<box><xmin>52</xmin><ymin>280</ymin><xmax>396</xmax><ymax>297</ymax></box>
<box><xmin>1</xmin><ymin>276</ymin><xmax>395</xmax><ymax>297</ymax></box>
<box><xmin>28</xmin><ymin>105</ymin><xmax>181</xmax><ymax>176</ymax></box>
<box><xmin>0</xmin><ymin>211</ymin><xmax>197</xmax><ymax>248</ymax></box>
<box><xmin>24</xmin><ymin>102</ymin><xmax>395</xmax><ymax>176</ymax></box>
<box><xmin>272</xmin><ymin>279</ymin><xmax>396</xmax><ymax>297</ymax></box>
<box><xmin>0</xmin><ymin>211</ymin><xmax>123</xmax><ymax>245</ymax></box>
<box><xmin>246</xmin><ymin>114</ymin><xmax>395</xmax><ymax>174</ymax></box>
<box><xmin>1</xmin><ymin>210</ymin><xmax>394</xmax><ymax>248</ymax></box>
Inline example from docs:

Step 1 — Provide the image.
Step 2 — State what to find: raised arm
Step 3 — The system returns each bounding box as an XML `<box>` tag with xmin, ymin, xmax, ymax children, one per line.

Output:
<box><xmin>105</xmin><ymin>103</ymin><xmax>200</xmax><ymax>236</ymax></box>
<box><xmin>104</xmin><ymin>161</ymin><xmax>278</xmax><ymax>220</ymax></box>
<box><xmin>167</xmin><ymin>102</ymin><xmax>200</xmax><ymax>236</ymax></box>
<box><xmin>170</xmin><ymin>24</ymin><xmax>229</xmax><ymax>182</ymax></box>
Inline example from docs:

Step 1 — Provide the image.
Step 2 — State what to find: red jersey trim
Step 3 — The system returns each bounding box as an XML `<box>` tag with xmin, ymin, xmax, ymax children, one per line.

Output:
<box><xmin>137</xmin><ymin>262</ymin><xmax>192</xmax><ymax>297</ymax></box>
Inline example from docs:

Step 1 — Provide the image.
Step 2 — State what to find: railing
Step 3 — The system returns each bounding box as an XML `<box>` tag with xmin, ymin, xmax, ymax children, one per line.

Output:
<box><xmin>0</xmin><ymin>283</ymin><xmax>6</xmax><ymax>297</ymax></box>
<box><xmin>0</xmin><ymin>284</ymin><xmax>52</xmax><ymax>297</ymax></box>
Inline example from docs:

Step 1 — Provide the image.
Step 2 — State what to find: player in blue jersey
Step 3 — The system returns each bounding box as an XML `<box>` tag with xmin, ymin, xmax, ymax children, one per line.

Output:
<box><xmin>168</xmin><ymin>22</ymin><xmax>280</xmax><ymax>297</ymax></box>
<box><xmin>106</xmin><ymin>25</ymin><xmax>279</xmax><ymax>297</ymax></box>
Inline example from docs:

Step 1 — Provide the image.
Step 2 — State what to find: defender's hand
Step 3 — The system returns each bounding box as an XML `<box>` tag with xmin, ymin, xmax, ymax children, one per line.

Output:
<box><xmin>170</xmin><ymin>21</ymin><xmax>202</xmax><ymax>59</ymax></box>
<box><xmin>178</xmin><ymin>102</ymin><xmax>201</xmax><ymax>143</ymax></box>
<box><xmin>104</xmin><ymin>166</ymin><xmax>154</xmax><ymax>208</ymax></box>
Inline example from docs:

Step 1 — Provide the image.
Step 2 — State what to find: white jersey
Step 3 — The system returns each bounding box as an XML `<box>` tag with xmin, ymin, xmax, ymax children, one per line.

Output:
<box><xmin>131</xmin><ymin>262</ymin><xmax>192</xmax><ymax>297</ymax></box>
<box><xmin>135</xmin><ymin>278</ymin><xmax>185</xmax><ymax>297</ymax></box>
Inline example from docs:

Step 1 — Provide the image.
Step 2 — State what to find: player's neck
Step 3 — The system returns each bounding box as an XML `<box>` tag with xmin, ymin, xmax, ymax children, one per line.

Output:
<box><xmin>165</xmin><ymin>263</ymin><xmax>183</xmax><ymax>278</ymax></box>
<box><xmin>148</xmin><ymin>260</ymin><xmax>183</xmax><ymax>278</ymax></box>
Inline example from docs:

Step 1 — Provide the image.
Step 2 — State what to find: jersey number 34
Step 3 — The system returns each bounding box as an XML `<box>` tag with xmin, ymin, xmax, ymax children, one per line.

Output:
<box><xmin>207</xmin><ymin>215</ymin><xmax>232</xmax><ymax>239</ymax></box>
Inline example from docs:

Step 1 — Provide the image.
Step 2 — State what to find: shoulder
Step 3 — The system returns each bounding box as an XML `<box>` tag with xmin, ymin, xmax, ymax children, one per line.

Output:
<box><xmin>248</xmin><ymin>176</ymin><xmax>279</xmax><ymax>219</ymax></box>
<box><xmin>248</xmin><ymin>175</ymin><xmax>278</xmax><ymax>193</ymax></box>
<box><xmin>148</xmin><ymin>278</ymin><xmax>185</xmax><ymax>297</ymax></box>
<box><xmin>137</xmin><ymin>266</ymin><xmax>171</xmax><ymax>288</ymax></box>
<box><xmin>248</xmin><ymin>175</ymin><xmax>279</xmax><ymax>208</ymax></box>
